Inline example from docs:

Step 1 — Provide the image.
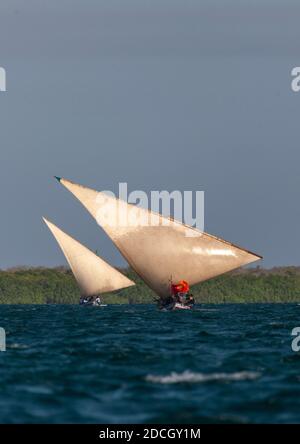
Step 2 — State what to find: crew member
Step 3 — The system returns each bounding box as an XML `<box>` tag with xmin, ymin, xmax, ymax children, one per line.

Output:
<box><xmin>186</xmin><ymin>293</ymin><xmax>195</xmax><ymax>307</ymax></box>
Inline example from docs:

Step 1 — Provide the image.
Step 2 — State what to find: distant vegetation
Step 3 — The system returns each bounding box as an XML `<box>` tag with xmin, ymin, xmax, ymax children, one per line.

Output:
<box><xmin>0</xmin><ymin>266</ymin><xmax>300</xmax><ymax>304</ymax></box>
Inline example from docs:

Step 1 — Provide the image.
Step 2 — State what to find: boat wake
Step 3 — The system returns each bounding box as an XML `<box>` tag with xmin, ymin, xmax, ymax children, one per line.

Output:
<box><xmin>145</xmin><ymin>370</ymin><xmax>260</xmax><ymax>384</ymax></box>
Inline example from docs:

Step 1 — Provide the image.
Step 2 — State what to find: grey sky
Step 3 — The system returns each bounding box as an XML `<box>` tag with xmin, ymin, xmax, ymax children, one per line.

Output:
<box><xmin>0</xmin><ymin>0</ymin><xmax>300</xmax><ymax>269</ymax></box>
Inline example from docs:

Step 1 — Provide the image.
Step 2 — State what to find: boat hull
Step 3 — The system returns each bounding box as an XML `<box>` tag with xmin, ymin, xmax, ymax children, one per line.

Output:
<box><xmin>160</xmin><ymin>302</ymin><xmax>194</xmax><ymax>311</ymax></box>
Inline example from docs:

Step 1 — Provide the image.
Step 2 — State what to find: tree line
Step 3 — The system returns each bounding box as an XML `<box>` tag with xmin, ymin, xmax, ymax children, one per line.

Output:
<box><xmin>0</xmin><ymin>266</ymin><xmax>300</xmax><ymax>304</ymax></box>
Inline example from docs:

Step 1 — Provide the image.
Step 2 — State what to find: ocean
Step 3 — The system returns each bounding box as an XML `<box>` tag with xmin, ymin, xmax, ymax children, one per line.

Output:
<box><xmin>0</xmin><ymin>304</ymin><xmax>299</xmax><ymax>423</ymax></box>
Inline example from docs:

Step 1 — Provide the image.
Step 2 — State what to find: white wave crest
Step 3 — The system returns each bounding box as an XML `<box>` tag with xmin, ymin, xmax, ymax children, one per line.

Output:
<box><xmin>146</xmin><ymin>370</ymin><xmax>260</xmax><ymax>384</ymax></box>
<box><xmin>7</xmin><ymin>343</ymin><xmax>28</xmax><ymax>349</ymax></box>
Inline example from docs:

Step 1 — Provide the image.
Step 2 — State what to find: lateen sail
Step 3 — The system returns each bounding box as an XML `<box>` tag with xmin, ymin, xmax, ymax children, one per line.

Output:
<box><xmin>43</xmin><ymin>217</ymin><xmax>135</xmax><ymax>297</ymax></box>
<box><xmin>55</xmin><ymin>178</ymin><xmax>262</xmax><ymax>298</ymax></box>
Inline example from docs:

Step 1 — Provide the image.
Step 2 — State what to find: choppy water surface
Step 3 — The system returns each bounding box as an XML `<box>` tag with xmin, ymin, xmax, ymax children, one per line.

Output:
<box><xmin>0</xmin><ymin>304</ymin><xmax>300</xmax><ymax>423</ymax></box>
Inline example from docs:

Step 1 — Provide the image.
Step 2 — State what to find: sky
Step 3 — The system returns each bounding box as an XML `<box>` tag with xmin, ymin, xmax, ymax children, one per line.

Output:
<box><xmin>0</xmin><ymin>0</ymin><xmax>300</xmax><ymax>269</ymax></box>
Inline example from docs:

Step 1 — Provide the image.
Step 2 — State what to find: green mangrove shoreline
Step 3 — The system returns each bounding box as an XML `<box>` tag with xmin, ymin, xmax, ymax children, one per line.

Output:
<box><xmin>0</xmin><ymin>266</ymin><xmax>300</xmax><ymax>304</ymax></box>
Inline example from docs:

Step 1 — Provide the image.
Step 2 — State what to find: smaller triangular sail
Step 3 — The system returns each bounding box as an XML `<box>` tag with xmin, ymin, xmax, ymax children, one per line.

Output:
<box><xmin>43</xmin><ymin>217</ymin><xmax>135</xmax><ymax>297</ymax></box>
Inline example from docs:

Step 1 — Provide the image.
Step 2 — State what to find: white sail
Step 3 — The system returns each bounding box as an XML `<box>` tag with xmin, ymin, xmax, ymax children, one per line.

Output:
<box><xmin>43</xmin><ymin>217</ymin><xmax>135</xmax><ymax>297</ymax></box>
<box><xmin>56</xmin><ymin>177</ymin><xmax>262</xmax><ymax>298</ymax></box>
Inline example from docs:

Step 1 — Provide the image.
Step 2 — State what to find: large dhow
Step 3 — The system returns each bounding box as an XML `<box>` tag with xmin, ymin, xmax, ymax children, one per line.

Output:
<box><xmin>43</xmin><ymin>217</ymin><xmax>135</xmax><ymax>306</ymax></box>
<box><xmin>55</xmin><ymin>177</ymin><xmax>262</xmax><ymax>310</ymax></box>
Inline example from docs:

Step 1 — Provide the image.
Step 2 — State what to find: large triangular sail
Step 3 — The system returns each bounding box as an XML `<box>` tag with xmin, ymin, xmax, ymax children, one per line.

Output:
<box><xmin>43</xmin><ymin>217</ymin><xmax>135</xmax><ymax>298</ymax></box>
<box><xmin>55</xmin><ymin>178</ymin><xmax>262</xmax><ymax>298</ymax></box>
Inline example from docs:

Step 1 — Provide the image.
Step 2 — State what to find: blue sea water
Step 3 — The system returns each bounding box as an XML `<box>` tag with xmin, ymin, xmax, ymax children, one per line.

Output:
<box><xmin>0</xmin><ymin>304</ymin><xmax>300</xmax><ymax>424</ymax></box>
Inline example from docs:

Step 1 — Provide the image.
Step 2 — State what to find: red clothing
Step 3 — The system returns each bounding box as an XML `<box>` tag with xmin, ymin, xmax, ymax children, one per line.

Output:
<box><xmin>171</xmin><ymin>280</ymin><xmax>190</xmax><ymax>295</ymax></box>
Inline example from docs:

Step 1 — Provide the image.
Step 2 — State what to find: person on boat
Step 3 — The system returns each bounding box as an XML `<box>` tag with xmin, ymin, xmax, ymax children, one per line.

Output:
<box><xmin>80</xmin><ymin>296</ymin><xmax>94</xmax><ymax>305</ymax></box>
<box><xmin>170</xmin><ymin>283</ymin><xmax>179</xmax><ymax>305</ymax></box>
<box><xmin>177</xmin><ymin>292</ymin><xmax>186</xmax><ymax>304</ymax></box>
<box><xmin>171</xmin><ymin>280</ymin><xmax>190</xmax><ymax>305</ymax></box>
<box><xmin>165</xmin><ymin>295</ymin><xmax>175</xmax><ymax>306</ymax></box>
<box><xmin>80</xmin><ymin>297</ymin><xmax>88</xmax><ymax>305</ymax></box>
<box><xmin>94</xmin><ymin>297</ymin><xmax>101</xmax><ymax>306</ymax></box>
<box><xmin>186</xmin><ymin>293</ymin><xmax>195</xmax><ymax>307</ymax></box>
